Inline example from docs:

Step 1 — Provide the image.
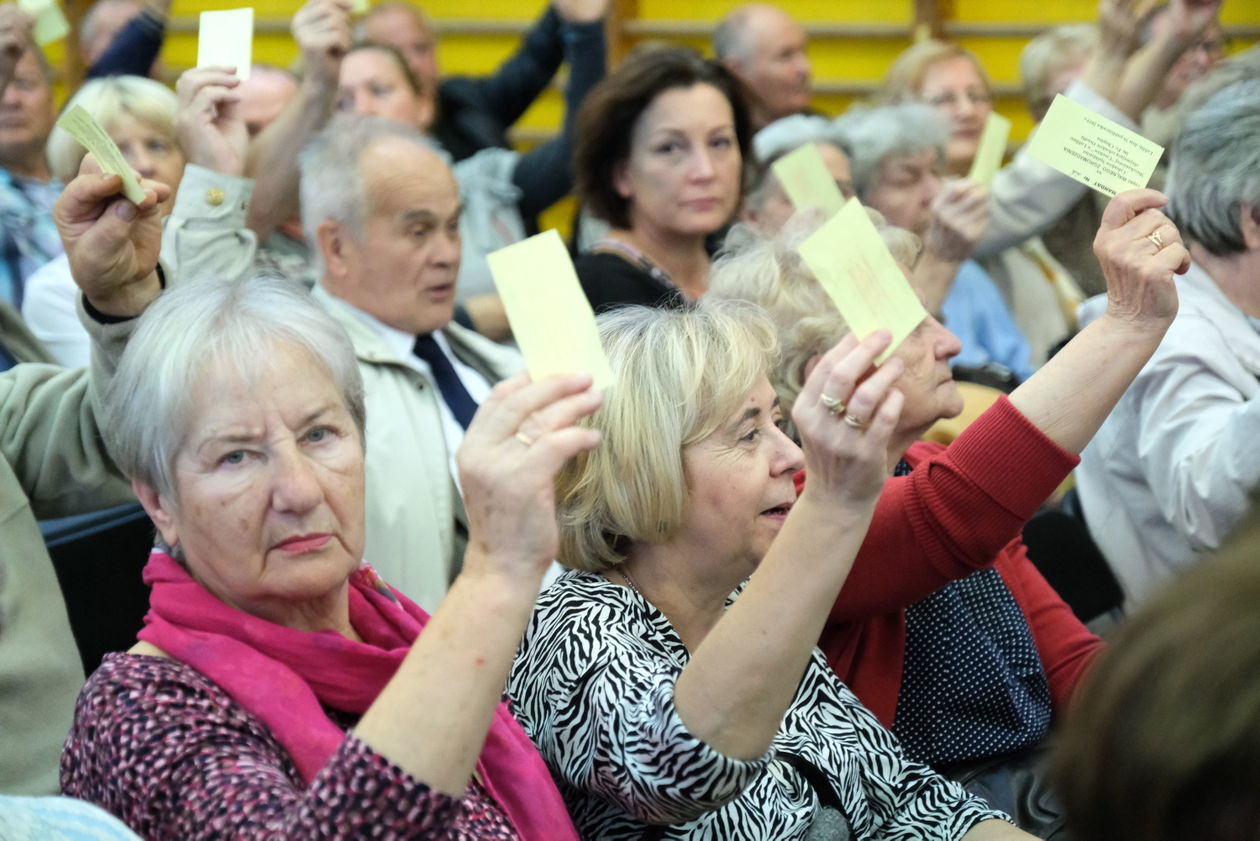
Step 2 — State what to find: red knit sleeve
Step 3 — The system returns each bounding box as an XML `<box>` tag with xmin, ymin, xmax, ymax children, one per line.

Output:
<box><xmin>995</xmin><ymin>549</ymin><xmax>1105</xmax><ymax>716</ymax></box>
<box><xmin>819</xmin><ymin>396</ymin><xmax>1080</xmax><ymax>622</ymax></box>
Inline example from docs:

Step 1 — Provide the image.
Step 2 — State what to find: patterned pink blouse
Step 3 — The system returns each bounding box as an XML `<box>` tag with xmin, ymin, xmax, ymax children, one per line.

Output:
<box><xmin>61</xmin><ymin>653</ymin><xmax>521</xmax><ymax>841</ymax></box>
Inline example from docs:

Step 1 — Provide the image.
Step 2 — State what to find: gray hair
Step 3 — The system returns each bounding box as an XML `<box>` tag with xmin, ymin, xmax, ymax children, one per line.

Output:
<box><xmin>1019</xmin><ymin>24</ymin><xmax>1097</xmax><ymax>109</ymax></box>
<box><xmin>102</xmin><ymin>274</ymin><xmax>367</xmax><ymax>504</ymax></box>
<box><xmin>299</xmin><ymin>114</ymin><xmax>445</xmax><ymax>278</ymax></box>
<box><xmin>1166</xmin><ymin>78</ymin><xmax>1260</xmax><ymax>257</ymax></box>
<box><xmin>713</xmin><ymin>5</ymin><xmax>756</xmax><ymax>63</ymax></box>
<box><xmin>46</xmin><ymin>75</ymin><xmax>178</xmax><ymax>182</ymax></box>
<box><xmin>836</xmin><ymin>103</ymin><xmax>947</xmax><ymax>196</ymax></box>
<box><xmin>710</xmin><ymin>215</ymin><xmax>920</xmax><ymax>418</ymax></box>
<box><xmin>746</xmin><ymin>114</ymin><xmax>853</xmax><ymax>211</ymax></box>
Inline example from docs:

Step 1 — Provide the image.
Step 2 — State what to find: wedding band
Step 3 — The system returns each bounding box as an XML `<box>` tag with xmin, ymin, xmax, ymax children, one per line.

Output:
<box><xmin>514</xmin><ymin>431</ymin><xmax>534</xmax><ymax>447</ymax></box>
<box><xmin>1147</xmin><ymin>229</ymin><xmax>1165</xmax><ymax>250</ymax></box>
<box><xmin>843</xmin><ymin>414</ymin><xmax>869</xmax><ymax>430</ymax></box>
<box><xmin>819</xmin><ymin>393</ymin><xmax>846</xmax><ymax>415</ymax></box>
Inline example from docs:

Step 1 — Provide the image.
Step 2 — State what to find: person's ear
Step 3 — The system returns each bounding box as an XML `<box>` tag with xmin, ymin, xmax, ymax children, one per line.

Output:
<box><xmin>133</xmin><ymin>479</ymin><xmax>178</xmax><ymax>548</ymax></box>
<box><xmin>1239</xmin><ymin>203</ymin><xmax>1260</xmax><ymax>252</ymax></box>
<box><xmin>316</xmin><ymin>220</ymin><xmax>352</xmax><ymax>284</ymax></box>
<box><xmin>613</xmin><ymin>159</ymin><xmax>633</xmax><ymax>200</ymax></box>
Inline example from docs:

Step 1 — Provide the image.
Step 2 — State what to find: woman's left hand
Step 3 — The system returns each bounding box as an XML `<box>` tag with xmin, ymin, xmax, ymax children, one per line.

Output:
<box><xmin>791</xmin><ymin>331</ymin><xmax>904</xmax><ymax>508</ymax></box>
<box><xmin>457</xmin><ymin>372</ymin><xmax>603</xmax><ymax>582</ymax></box>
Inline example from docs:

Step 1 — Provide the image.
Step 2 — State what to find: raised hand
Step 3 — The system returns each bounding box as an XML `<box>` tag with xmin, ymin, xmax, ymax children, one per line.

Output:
<box><xmin>457</xmin><ymin>372</ymin><xmax>603</xmax><ymax>582</ymax></box>
<box><xmin>54</xmin><ymin>157</ymin><xmax>172</xmax><ymax>317</ymax></box>
<box><xmin>552</xmin><ymin>0</ymin><xmax>611</xmax><ymax>24</ymax></box>
<box><xmin>924</xmin><ymin>178</ymin><xmax>990</xmax><ymax>263</ymax></box>
<box><xmin>791</xmin><ymin>331</ymin><xmax>904</xmax><ymax>508</ymax></box>
<box><xmin>175</xmin><ymin>67</ymin><xmax>247</xmax><ymax>176</ymax></box>
<box><xmin>293</xmin><ymin>0</ymin><xmax>352</xmax><ymax>88</ymax></box>
<box><xmin>1096</xmin><ymin>0</ymin><xmax>1146</xmax><ymax>62</ymax></box>
<box><xmin>1094</xmin><ymin>188</ymin><xmax>1187</xmax><ymax>326</ymax></box>
<box><xmin>1164</xmin><ymin>0</ymin><xmax>1224</xmax><ymax>48</ymax></box>
<box><xmin>0</xmin><ymin>3</ymin><xmax>33</xmax><ymax>86</ymax></box>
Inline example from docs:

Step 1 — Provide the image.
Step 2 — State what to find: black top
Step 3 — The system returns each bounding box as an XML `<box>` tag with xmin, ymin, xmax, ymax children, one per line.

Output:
<box><xmin>573</xmin><ymin>251</ymin><xmax>687</xmax><ymax>313</ymax></box>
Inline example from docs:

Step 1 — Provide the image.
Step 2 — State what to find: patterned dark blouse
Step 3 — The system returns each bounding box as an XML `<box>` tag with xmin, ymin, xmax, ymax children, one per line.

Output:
<box><xmin>508</xmin><ymin>572</ymin><xmax>1007</xmax><ymax>840</ymax></box>
<box><xmin>60</xmin><ymin>653</ymin><xmax>520</xmax><ymax>841</ymax></box>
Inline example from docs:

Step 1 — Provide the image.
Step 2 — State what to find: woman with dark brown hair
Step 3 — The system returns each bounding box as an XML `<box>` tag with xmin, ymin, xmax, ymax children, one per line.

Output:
<box><xmin>571</xmin><ymin>46</ymin><xmax>752</xmax><ymax>312</ymax></box>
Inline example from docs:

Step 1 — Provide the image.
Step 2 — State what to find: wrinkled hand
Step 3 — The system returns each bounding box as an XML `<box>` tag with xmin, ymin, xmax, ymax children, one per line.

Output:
<box><xmin>792</xmin><ymin>331</ymin><xmax>904</xmax><ymax>507</ymax></box>
<box><xmin>552</xmin><ymin>0</ymin><xmax>610</xmax><ymax>24</ymax></box>
<box><xmin>1096</xmin><ymin>0</ymin><xmax>1145</xmax><ymax>60</ymax></box>
<box><xmin>1164</xmin><ymin>0</ymin><xmax>1223</xmax><ymax>48</ymax></box>
<box><xmin>0</xmin><ymin>3</ymin><xmax>33</xmax><ymax>82</ymax></box>
<box><xmin>294</xmin><ymin>0</ymin><xmax>352</xmax><ymax>87</ymax></box>
<box><xmin>924</xmin><ymin>178</ymin><xmax>989</xmax><ymax>263</ymax></box>
<box><xmin>55</xmin><ymin>156</ymin><xmax>172</xmax><ymax>317</ymax></box>
<box><xmin>458</xmin><ymin>372</ymin><xmax>603</xmax><ymax>580</ymax></box>
<box><xmin>175</xmin><ymin>67</ymin><xmax>247</xmax><ymax>176</ymax></box>
<box><xmin>1095</xmin><ymin>188</ymin><xmax>1187</xmax><ymax>326</ymax></box>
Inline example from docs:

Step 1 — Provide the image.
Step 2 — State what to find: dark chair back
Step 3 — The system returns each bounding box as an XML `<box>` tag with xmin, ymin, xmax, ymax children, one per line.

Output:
<box><xmin>1021</xmin><ymin>488</ymin><xmax>1125</xmax><ymax>624</ymax></box>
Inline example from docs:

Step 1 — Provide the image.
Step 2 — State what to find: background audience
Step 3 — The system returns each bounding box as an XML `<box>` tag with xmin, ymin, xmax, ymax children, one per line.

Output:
<box><xmin>0</xmin><ymin>0</ymin><xmax>1255</xmax><ymax>837</ymax></box>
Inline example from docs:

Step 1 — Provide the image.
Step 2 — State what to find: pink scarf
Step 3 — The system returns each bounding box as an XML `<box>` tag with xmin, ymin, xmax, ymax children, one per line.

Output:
<box><xmin>138</xmin><ymin>551</ymin><xmax>577</xmax><ymax>841</ymax></box>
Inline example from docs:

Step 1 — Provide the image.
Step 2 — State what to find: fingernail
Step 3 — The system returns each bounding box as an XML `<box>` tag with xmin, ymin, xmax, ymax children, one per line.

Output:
<box><xmin>115</xmin><ymin>201</ymin><xmax>137</xmax><ymax>221</ymax></box>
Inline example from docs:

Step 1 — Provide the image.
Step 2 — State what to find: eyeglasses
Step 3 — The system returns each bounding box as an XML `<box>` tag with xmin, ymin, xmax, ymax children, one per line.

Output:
<box><xmin>924</xmin><ymin>90</ymin><xmax>994</xmax><ymax>110</ymax></box>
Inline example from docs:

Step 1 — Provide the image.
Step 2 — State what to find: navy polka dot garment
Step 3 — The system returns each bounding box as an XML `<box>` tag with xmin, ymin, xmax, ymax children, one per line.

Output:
<box><xmin>890</xmin><ymin>458</ymin><xmax>1052</xmax><ymax>767</ymax></box>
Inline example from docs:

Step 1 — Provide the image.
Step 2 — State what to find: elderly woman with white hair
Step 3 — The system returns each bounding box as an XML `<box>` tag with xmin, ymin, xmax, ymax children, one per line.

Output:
<box><xmin>841</xmin><ymin>104</ymin><xmax>1035</xmax><ymax>381</ymax></box>
<box><xmin>739</xmin><ymin>113</ymin><xmax>855</xmax><ymax>233</ymax></box>
<box><xmin>59</xmin><ymin>274</ymin><xmax>601</xmax><ymax>840</ymax></box>
<box><xmin>22</xmin><ymin>68</ymin><xmax>252</xmax><ymax>367</ymax></box>
<box><xmin>703</xmin><ymin>187</ymin><xmax>1189</xmax><ymax>835</ymax></box>
<box><xmin>509</xmin><ymin>301</ymin><xmax>1044</xmax><ymax>840</ymax></box>
<box><xmin>1076</xmin><ymin>79</ymin><xmax>1260</xmax><ymax>608</ymax></box>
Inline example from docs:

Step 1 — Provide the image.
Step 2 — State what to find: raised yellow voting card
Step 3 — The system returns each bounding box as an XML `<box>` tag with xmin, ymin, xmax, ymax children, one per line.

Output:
<box><xmin>797</xmin><ymin>198</ymin><xmax>928</xmax><ymax>363</ymax></box>
<box><xmin>56</xmin><ymin>105</ymin><xmax>147</xmax><ymax>204</ymax></box>
<box><xmin>487</xmin><ymin>230</ymin><xmax>614</xmax><ymax>389</ymax></box>
<box><xmin>967</xmin><ymin>111</ymin><xmax>1011</xmax><ymax>186</ymax></box>
<box><xmin>197</xmin><ymin>8</ymin><xmax>254</xmax><ymax>82</ymax></box>
<box><xmin>1026</xmin><ymin>94</ymin><xmax>1163</xmax><ymax>197</ymax></box>
<box><xmin>771</xmin><ymin>143</ymin><xmax>846</xmax><ymax>218</ymax></box>
<box><xmin>17</xmin><ymin>0</ymin><xmax>68</xmax><ymax>45</ymax></box>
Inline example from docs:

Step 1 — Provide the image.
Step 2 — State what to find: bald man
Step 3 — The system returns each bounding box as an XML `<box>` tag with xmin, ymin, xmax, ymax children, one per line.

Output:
<box><xmin>714</xmin><ymin>3</ymin><xmax>812</xmax><ymax>130</ymax></box>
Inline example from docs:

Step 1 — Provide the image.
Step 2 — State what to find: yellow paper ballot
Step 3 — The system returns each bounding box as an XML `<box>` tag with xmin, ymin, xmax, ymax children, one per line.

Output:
<box><xmin>771</xmin><ymin>143</ymin><xmax>846</xmax><ymax>218</ymax></box>
<box><xmin>966</xmin><ymin>111</ymin><xmax>1011</xmax><ymax>186</ymax></box>
<box><xmin>56</xmin><ymin>105</ymin><xmax>147</xmax><ymax>204</ymax></box>
<box><xmin>1026</xmin><ymin>95</ymin><xmax>1163</xmax><ymax>197</ymax></box>
<box><xmin>18</xmin><ymin>0</ymin><xmax>68</xmax><ymax>45</ymax></box>
<box><xmin>797</xmin><ymin>198</ymin><xmax>928</xmax><ymax>362</ymax></box>
<box><xmin>350</xmin><ymin>0</ymin><xmax>371</xmax><ymax>14</ymax></box>
<box><xmin>197</xmin><ymin>8</ymin><xmax>254</xmax><ymax>81</ymax></box>
<box><xmin>487</xmin><ymin>230</ymin><xmax>614</xmax><ymax>389</ymax></box>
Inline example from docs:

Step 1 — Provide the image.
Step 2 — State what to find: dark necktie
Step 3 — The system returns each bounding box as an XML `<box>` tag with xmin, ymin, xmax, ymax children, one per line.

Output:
<box><xmin>413</xmin><ymin>333</ymin><xmax>479</xmax><ymax>429</ymax></box>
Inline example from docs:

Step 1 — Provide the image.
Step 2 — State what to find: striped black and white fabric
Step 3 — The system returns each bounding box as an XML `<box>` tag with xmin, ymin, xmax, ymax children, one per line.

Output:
<box><xmin>508</xmin><ymin>571</ymin><xmax>1008</xmax><ymax>840</ymax></box>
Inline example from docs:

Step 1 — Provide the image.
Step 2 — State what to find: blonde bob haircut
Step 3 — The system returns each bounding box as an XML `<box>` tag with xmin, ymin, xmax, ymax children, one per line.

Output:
<box><xmin>876</xmin><ymin>39</ymin><xmax>992</xmax><ymax>105</ymax></box>
<box><xmin>708</xmin><ymin>216</ymin><xmax>920</xmax><ymax>417</ymax></box>
<box><xmin>556</xmin><ymin>301</ymin><xmax>778</xmax><ymax>572</ymax></box>
<box><xmin>46</xmin><ymin>75</ymin><xmax>179</xmax><ymax>183</ymax></box>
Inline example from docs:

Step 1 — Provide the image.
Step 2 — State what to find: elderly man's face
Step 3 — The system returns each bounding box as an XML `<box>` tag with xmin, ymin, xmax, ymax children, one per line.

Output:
<box><xmin>326</xmin><ymin>136</ymin><xmax>462</xmax><ymax>337</ymax></box>
<box><xmin>361</xmin><ymin>5</ymin><xmax>439</xmax><ymax>96</ymax></box>
<box><xmin>139</xmin><ymin>342</ymin><xmax>366</xmax><ymax>631</ymax></box>
<box><xmin>730</xmin><ymin>7</ymin><xmax>811</xmax><ymax>123</ymax></box>
<box><xmin>0</xmin><ymin>50</ymin><xmax>54</xmax><ymax>165</ymax></box>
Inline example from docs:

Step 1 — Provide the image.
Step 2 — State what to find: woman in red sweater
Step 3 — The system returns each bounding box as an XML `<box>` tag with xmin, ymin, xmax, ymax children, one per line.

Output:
<box><xmin>707</xmin><ymin>189</ymin><xmax>1189</xmax><ymax>837</ymax></box>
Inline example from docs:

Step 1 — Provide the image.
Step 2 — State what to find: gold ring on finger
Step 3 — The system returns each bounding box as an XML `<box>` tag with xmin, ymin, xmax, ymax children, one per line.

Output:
<box><xmin>1146</xmin><ymin>229</ymin><xmax>1165</xmax><ymax>250</ymax></box>
<box><xmin>514</xmin><ymin>431</ymin><xmax>534</xmax><ymax>447</ymax></box>
<box><xmin>843</xmin><ymin>413</ymin><xmax>868</xmax><ymax>430</ymax></box>
<box><xmin>819</xmin><ymin>392</ymin><xmax>846</xmax><ymax>415</ymax></box>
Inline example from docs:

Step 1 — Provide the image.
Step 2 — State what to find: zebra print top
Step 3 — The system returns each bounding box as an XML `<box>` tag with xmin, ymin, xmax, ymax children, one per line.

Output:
<box><xmin>507</xmin><ymin>571</ymin><xmax>1007</xmax><ymax>840</ymax></box>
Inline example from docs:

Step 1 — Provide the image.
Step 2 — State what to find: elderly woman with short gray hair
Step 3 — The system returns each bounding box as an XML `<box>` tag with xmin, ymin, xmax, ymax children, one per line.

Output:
<box><xmin>59</xmin><ymin>275</ymin><xmax>600</xmax><ymax>840</ymax></box>
<box><xmin>1076</xmin><ymin>78</ymin><xmax>1260</xmax><ymax>608</ymax></box>
<box><xmin>828</xmin><ymin>104</ymin><xmax>1033</xmax><ymax>381</ymax></box>
<box><xmin>706</xmin><ymin>186</ymin><xmax>1191</xmax><ymax>836</ymax></box>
